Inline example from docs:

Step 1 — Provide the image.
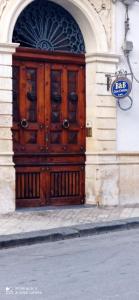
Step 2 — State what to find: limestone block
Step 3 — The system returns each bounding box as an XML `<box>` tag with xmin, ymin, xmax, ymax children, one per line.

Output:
<box><xmin>96</xmin><ymin>72</ymin><xmax>107</xmax><ymax>84</ymax></box>
<box><xmin>0</xmin><ymin>140</ymin><xmax>13</xmax><ymax>152</ymax></box>
<box><xmin>0</xmin><ymin>90</ymin><xmax>12</xmax><ymax>102</ymax></box>
<box><xmin>0</xmin><ymin>115</ymin><xmax>12</xmax><ymax>127</ymax></box>
<box><xmin>96</xmin><ymin>129</ymin><xmax>116</xmax><ymax>141</ymax></box>
<box><xmin>97</xmin><ymin>118</ymin><xmax>116</xmax><ymax>129</ymax></box>
<box><xmin>0</xmin><ymin>53</ymin><xmax>12</xmax><ymax>65</ymax></box>
<box><xmin>0</xmin><ymin>127</ymin><xmax>12</xmax><ymax>139</ymax></box>
<box><xmin>0</xmin><ymin>102</ymin><xmax>12</xmax><ymax>114</ymax></box>
<box><xmin>118</xmin><ymin>153</ymin><xmax>139</xmax><ymax>163</ymax></box>
<box><xmin>96</xmin><ymin>62</ymin><xmax>116</xmax><ymax>74</ymax></box>
<box><xmin>85</xmin><ymin>160</ymin><xmax>119</xmax><ymax>206</ymax></box>
<box><xmin>97</xmin><ymin>155</ymin><xmax>117</xmax><ymax>163</ymax></box>
<box><xmin>85</xmin><ymin>178</ymin><xmax>96</xmax><ymax>204</ymax></box>
<box><xmin>86</xmin><ymin>153</ymin><xmax>139</xmax><ymax>206</ymax></box>
<box><xmin>86</xmin><ymin>83</ymin><xmax>96</xmax><ymax>100</ymax></box>
<box><xmin>86</xmin><ymin>153</ymin><xmax>117</xmax><ymax>165</ymax></box>
<box><xmin>97</xmin><ymin>140</ymin><xmax>116</xmax><ymax>151</ymax></box>
<box><xmin>0</xmin><ymin>166</ymin><xmax>15</xmax><ymax>213</ymax></box>
<box><xmin>0</xmin><ymin>65</ymin><xmax>12</xmax><ymax>77</ymax></box>
<box><xmin>85</xmin><ymin>164</ymin><xmax>95</xmax><ymax>178</ymax></box>
<box><xmin>86</xmin><ymin>65</ymin><xmax>96</xmax><ymax>85</ymax></box>
<box><xmin>85</xmin><ymin>163</ymin><xmax>96</xmax><ymax>204</ymax></box>
<box><xmin>96</xmin><ymin>107</ymin><xmax>116</xmax><ymax>118</ymax></box>
<box><xmin>96</xmin><ymin>84</ymin><xmax>111</xmax><ymax>96</ymax></box>
<box><xmin>86</xmin><ymin>139</ymin><xmax>97</xmax><ymax>152</ymax></box>
<box><xmin>95</xmin><ymin>165</ymin><xmax>119</xmax><ymax>206</ymax></box>
<box><xmin>0</xmin><ymin>77</ymin><xmax>12</xmax><ymax>90</ymax></box>
<box><xmin>86</xmin><ymin>108</ymin><xmax>94</xmax><ymax>117</ymax></box>
<box><xmin>0</xmin><ymin>154</ymin><xmax>13</xmax><ymax>165</ymax></box>
<box><xmin>96</xmin><ymin>96</ymin><xmax>116</xmax><ymax>108</ymax></box>
<box><xmin>119</xmin><ymin>164</ymin><xmax>139</xmax><ymax>205</ymax></box>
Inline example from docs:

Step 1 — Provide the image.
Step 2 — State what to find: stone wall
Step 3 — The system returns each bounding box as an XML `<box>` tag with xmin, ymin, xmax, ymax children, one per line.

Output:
<box><xmin>0</xmin><ymin>0</ymin><xmax>138</xmax><ymax>211</ymax></box>
<box><xmin>86</xmin><ymin>152</ymin><xmax>139</xmax><ymax>206</ymax></box>
<box><xmin>85</xmin><ymin>52</ymin><xmax>120</xmax><ymax>205</ymax></box>
<box><xmin>0</xmin><ymin>43</ymin><xmax>18</xmax><ymax>212</ymax></box>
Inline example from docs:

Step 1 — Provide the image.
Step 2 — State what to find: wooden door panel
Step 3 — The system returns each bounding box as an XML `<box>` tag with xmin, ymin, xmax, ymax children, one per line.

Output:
<box><xmin>46</xmin><ymin>165</ymin><xmax>85</xmax><ymax>205</ymax></box>
<box><xmin>47</xmin><ymin>64</ymin><xmax>66</xmax><ymax>153</ymax></box>
<box><xmin>13</xmin><ymin>50</ymin><xmax>85</xmax><ymax>207</ymax></box>
<box><xmin>13</xmin><ymin>61</ymin><xmax>45</xmax><ymax>153</ymax></box>
<box><xmin>48</xmin><ymin>64</ymin><xmax>85</xmax><ymax>154</ymax></box>
<box><xmin>16</xmin><ymin>166</ymin><xmax>43</xmax><ymax>207</ymax></box>
<box><xmin>66</xmin><ymin>66</ymin><xmax>85</xmax><ymax>153</ymax></box>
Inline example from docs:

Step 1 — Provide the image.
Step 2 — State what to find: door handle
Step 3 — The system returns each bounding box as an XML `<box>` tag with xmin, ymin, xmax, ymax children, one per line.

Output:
<box><xmin>20</xmin><ymin>118</ymin><xmax>29</xmax><ymax>128</ymax></box>
<box><xmin>62</xmin><ymin>119</ymin><xmax>70</xmax><ymax>129</ymax></box>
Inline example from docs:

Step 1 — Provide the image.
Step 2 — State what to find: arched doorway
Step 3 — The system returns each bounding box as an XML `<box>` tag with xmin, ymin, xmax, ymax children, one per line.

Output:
<box><xmin>12</xmin><ymin>0</ymin><xmax>86</xmax><ymax>207</ymax></box>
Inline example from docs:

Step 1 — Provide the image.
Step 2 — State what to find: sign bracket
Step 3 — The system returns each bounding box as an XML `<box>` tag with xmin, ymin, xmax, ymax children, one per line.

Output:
<box><xmin>105</xmin><ymin>69</ymin><xmax>133</xmax><ymax>110</ymax></box>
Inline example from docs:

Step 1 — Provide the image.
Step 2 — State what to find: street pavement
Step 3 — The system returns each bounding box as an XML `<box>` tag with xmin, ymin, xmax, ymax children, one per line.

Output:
<box><xmin>0</xmin><ymin>228</ymin><xmax>139</xmax><ymax>300</ymax></box>
<box><xmin>1</xmin><ymin>205</ymin><xmax>139</xmax><ymax>235</ymax></box>
<box><xmin>0</xmin><ymin>205</ymin><xmax>139</xmax><ymax>248</ymax></box>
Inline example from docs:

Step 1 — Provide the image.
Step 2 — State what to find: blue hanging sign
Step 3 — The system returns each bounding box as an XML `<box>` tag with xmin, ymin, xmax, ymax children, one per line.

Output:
<box><xmin>111</xmin><ymin>77</ymin><xmax>132</xmax><ymax>99</ymax></box>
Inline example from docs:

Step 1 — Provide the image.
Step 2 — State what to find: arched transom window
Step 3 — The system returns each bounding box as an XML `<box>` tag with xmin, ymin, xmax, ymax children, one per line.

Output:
<box><xmin>12</xmin><ymin>0</ymin><xmax>85</xmax><ymax>54</ymax></box>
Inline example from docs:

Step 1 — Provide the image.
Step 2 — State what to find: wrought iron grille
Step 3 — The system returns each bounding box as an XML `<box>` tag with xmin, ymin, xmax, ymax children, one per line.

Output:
<box><xmin>12</xmin><ymin>0</ymin><xmax>85</xmax><ymax>54</ymax></box>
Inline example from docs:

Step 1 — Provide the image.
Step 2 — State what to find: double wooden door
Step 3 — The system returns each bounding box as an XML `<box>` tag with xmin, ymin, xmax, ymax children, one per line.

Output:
<box><xmin>12</xmin><ymin>49</ymin><xmax>85</xmax><ymax>207</ymax></box>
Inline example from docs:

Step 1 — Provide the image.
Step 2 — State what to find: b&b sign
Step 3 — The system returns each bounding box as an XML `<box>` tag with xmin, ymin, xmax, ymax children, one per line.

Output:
<box><xmin>111</xmin><ymin>77</ymin><xmax>132</xmax><ymax>98</ymax></box>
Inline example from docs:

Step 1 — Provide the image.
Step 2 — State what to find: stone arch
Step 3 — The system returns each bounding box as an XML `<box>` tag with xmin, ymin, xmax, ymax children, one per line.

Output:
<box><xmin>0</xmin><ymin>0</ymin><xmax>108</xmax><ymax>53</ymax></box>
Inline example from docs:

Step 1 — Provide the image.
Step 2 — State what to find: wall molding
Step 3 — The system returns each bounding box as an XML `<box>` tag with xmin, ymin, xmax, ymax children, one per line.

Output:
<box><xmin>0</xmin><ymin>0</ymin><xmax>10</xmax><ymax>18</ymax></box>
<box><xmin>87</xmin><ymin>0</ymin><xmax>112</xmax><ymax>48</ymax></box>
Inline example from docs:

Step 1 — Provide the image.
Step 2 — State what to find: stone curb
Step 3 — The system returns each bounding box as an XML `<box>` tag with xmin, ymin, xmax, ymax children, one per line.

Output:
<box><xmin>0</xmin><ymin>217</ymin><xmax>139</xmax><ymax>249</ymax></box>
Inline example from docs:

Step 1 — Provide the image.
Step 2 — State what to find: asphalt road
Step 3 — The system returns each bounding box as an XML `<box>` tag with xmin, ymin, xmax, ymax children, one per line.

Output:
<box><xmin>0</xmin><ymin>228</ymin><xmax>139</xmax><ymax>300</ymax></box>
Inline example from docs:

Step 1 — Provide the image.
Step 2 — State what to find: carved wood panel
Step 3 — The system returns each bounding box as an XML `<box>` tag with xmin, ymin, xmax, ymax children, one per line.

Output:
<box><xmin>47</xmin><ymin>165</ymin><xmax>85</xmax><ymax>205</ymax></box>
<box><xmin>48</xmin><ymin>63</ymin><xmax>85</xmax><ymax>154</ymax></box>
<box><xmin>12</xmin><ymin>61</ymin><xmax>45</xmax><ymax>153</ymax></box>
<box><xmin>13</xmin><ymin>49</ymin><xmax>85</xmax><ymax>207</ymax></box>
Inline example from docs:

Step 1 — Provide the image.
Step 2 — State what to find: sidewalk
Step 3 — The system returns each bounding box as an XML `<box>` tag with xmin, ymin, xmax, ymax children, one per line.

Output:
<box><xmin>0</xmin><ymin>204</ymin><xmax>139</xmax><ymax>248</ymax></box>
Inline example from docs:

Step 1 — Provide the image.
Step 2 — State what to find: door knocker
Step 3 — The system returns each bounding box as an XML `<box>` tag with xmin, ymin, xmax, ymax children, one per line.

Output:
<box><xmin>20</xmin><ymin>118</ymin><xmax>29</xmax><ymax>128</ymax></box>
<box><xmin>62</xmin><ymin>119</ymin><xmax>70</xmax><ymax>129</ymax></box>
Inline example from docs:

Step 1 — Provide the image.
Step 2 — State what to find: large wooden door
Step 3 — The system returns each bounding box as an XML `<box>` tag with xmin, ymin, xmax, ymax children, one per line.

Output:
<box><xmin>12</xmin><ymin>48</ymin><xmax>85</xmax><ymax>207</ymax></box>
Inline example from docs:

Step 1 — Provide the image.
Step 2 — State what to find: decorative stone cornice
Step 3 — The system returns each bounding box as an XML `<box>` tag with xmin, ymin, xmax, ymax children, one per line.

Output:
<box><xmin>0</xmin><ymin>42</ymin><xmax>20</xmax><ymax>53</ymax></box>
<box><xmin>87</xmin><ymin>0</ymin><xmax>112</xmax><ymax>48</ymax></box>
<box><xmin>86</xmin><ymin>152</ymin><xmax>139</xmax><ymax>165</ymax></box>
<box><xmin>0</xmin><ymin>0</ymin><xmax>10</xmax><ymax>18</ymax></box>
<box><xmin>85</xmin><ymin>52</ymin><xmax>120</xmax><ymax>64</ymax></box>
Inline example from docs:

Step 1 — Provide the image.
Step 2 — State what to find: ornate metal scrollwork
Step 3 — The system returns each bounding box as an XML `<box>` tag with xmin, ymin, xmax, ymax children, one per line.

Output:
<box><xmin>12</xmin><ymin>0</ymin><xmax>85</xmax><ymax>54</ymax></box>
